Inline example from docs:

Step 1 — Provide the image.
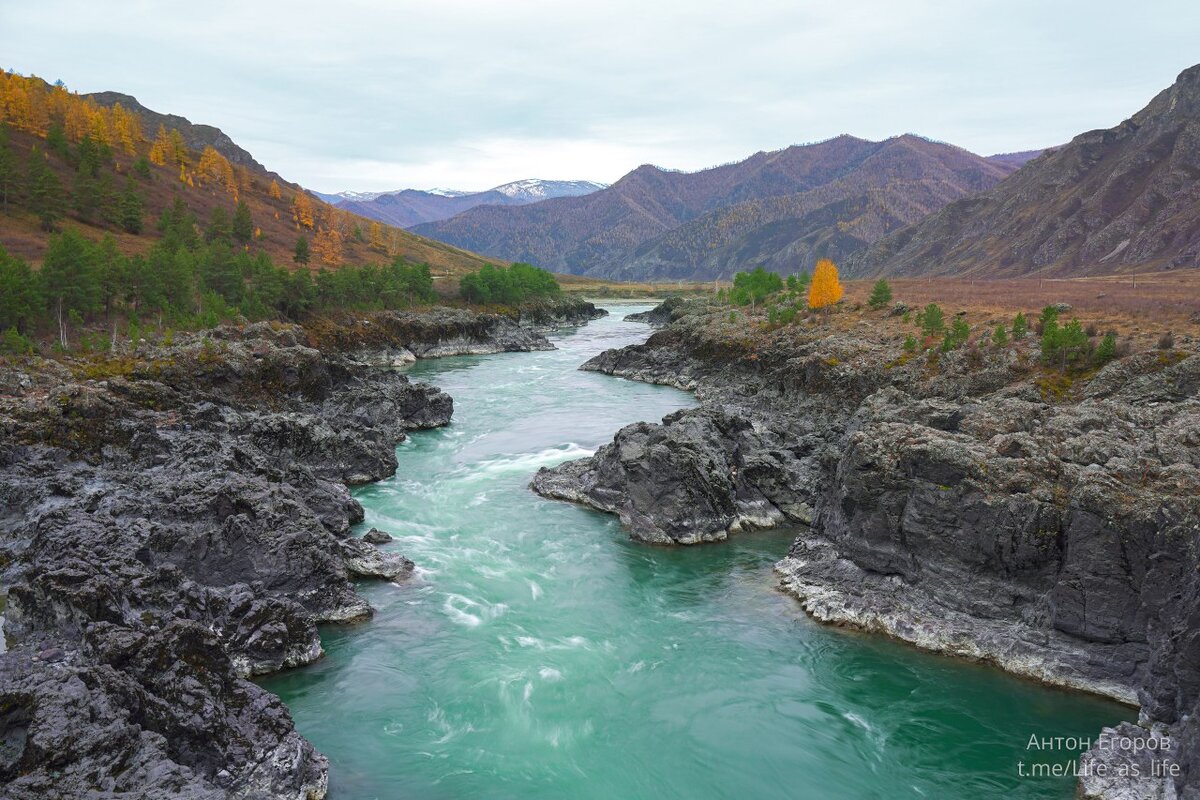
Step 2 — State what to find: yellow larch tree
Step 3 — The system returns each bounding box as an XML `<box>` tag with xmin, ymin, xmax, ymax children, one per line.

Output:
<box><xmin>312</xmin><ymin>226</ymin><xmax>343</xmax><ymax>266</ymax></box>
<box><xmin>368</xmin><ymin>221</ymin><xmax>385</xmax><ymax>251</ymax></box>
<box><xmin>197</xmin><ymin>146</ymin><xmax>238</xmax><ymax>199</ymax></box>
<box><xmin>168</xmin><ymin>129</ymin><xmax>188</xmax><ymax>166</ymax></box>
<box><xmin>291</xmin><ymin>191</ymin><xmax>315</xmax><ymax>229</ymax></box>
<box><xmin>149</xmin><ymin>124</ymin><xmax>172</xmax><ymax>165</ymax></box>
<box><xmin>807</xmin><ymin>258</ymin><xmax>844</xmax><ymax>310</ymax></box>
<box><xmin>269</xmin><ymin>179</ymin><xmax>283</xmax><ymax>200</ymax></box>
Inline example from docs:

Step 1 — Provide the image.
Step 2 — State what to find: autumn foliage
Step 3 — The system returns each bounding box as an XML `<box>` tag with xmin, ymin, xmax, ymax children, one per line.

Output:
<box><xmin>807</xmin><ymin>258</ymin><xmax>844</xmax><ymax>309</ymax></box>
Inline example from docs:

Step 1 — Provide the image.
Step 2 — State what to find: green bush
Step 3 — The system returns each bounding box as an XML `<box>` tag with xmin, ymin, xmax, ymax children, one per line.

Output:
<box><xmin>730</xmin><ymin>267</ymin><xmax>783</xmax><ymax>307</ymax></box>
<box><xmin>458</xmin><ymin>262</ymin><xmax>560</xmax><ymax>305</ymax></box>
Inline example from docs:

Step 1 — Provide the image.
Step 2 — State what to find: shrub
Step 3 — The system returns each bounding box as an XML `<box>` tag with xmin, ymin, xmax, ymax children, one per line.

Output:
<box><xmin>1158</xmin><ymin>331</ymin><xmax>1175</xmax><ymax>350</ymax></box>
<box><xmin>1094</xmin><ymin>332</ymin><xmax>1117</xmax><ymax>366</ymax></box>
<box><xmin>0</xmin><ymin>326</ymin><xmax>34</xmax><ymax>355</ymax></box>
<box><xmin>730</xmin><ymin>267</ymin><xmax>784</xmax><ymax>307</ymax></box>
<box><xmin>903</xmin><ymin>334</ymin><xmax>918</xmax><ymax>353</ymax></box>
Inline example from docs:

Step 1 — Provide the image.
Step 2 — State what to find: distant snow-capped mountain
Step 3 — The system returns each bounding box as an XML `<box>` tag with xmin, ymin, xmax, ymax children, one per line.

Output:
<box><xmin>489</xmin><ymin>179</ymin><xmax>609</xmax><ymax>201</ymax></box>
<box><xmin>326</xmin><ymin>178</ymin><xmax>608</xmax><ymax>229</ymax></box>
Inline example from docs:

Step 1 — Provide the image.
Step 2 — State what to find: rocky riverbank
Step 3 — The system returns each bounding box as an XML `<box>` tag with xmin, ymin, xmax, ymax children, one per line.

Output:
<box><xmin>532</xmin><ymin>298</ymin><xmax>1200</xmax><ymax>798</ymax></box>
<box><xmin>0</xmin><ymin>302</ymin><xmax>596</xmax><ymax>799</ymax></box>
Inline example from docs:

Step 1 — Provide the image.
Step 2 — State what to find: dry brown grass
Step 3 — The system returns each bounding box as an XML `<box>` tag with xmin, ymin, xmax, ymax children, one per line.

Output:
<box><xmin>841</xmin><ymin>272</ymin><xmax>1200</xmax><ymax>349</ymax></box>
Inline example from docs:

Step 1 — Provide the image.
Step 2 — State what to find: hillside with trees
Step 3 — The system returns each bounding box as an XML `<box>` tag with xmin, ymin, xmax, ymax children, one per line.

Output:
<box><xmin>0</xmin><ymin>71</ymin><xmax>499</xmax><ymax>275</ymax></box>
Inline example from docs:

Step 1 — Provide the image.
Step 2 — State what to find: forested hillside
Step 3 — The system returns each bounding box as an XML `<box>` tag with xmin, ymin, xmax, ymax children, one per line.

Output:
<box><xmin>0</xmin><ymin>71</ymin><xmax>497</xmax><ymax>274</ymax></box>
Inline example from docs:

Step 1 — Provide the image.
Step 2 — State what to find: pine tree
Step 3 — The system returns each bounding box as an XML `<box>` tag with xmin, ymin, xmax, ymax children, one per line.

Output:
<box><xmin>40</xmin><ymin>229</ymin><xmax>100</xmax><ymax>347</ymax></box>
<box><xmin>293</xmin><ymin>235</ymin><xmax>310</xmax><ymax>265</ymax></box>
<box><xmin>1095</xmin><ymin>332</ymin><xmax>1117</xmax><ymax>366</ymax></box>
<box><xmin>26</xmin><ymin>146</ymin><xmax>65</xmax><ymax>231</ymax></box>
<box><xmin>118</xmin><ymin>175</ymin><xmax>144</xmax><ymax>234</ymax></box>
<box><xmin>1012</xmin><ymin>312</ymin><xmax>1028</xmax><ymax>340</ymax></box>
<box><xmin>0</xmin><ymin>125</ymin><xmax>16</xmax><ymax>213</ymax></box>
<box><xmin>46</xmin><ymin>121</ymin><xmax>70</xmax><ymax>160</ymax></box>
<box><xmin>206</xmin><ymin>205</ymin><xmax>232</xmax><ymax>243</ymax></box>
<box><xmin>918</xmin><ymin>303</ymin><xmax>945</xmax><ymax>337</ymax></box>
<box><xmin>807</xmin><ymin>258</ymin><xmax>843</xmax><ymax>310</ymax></box>
<box><xmin>0</xmin><ymin>245</ymin><xmax>40</xmax><ymax>332</ymax></box>
<box><xmin>231</xmin><ymin>200</ymin><xmax>253</xmax><ymax>243</ymax></box>
<box><xmin>993</xmin><ymin>324</ymin><xmax>1008</xmax><ymax>346</ymax></box>
<box><xmin>867</xmin><ymin>278</ymin><xmax>893</xmax><ymax>309</ymax></box>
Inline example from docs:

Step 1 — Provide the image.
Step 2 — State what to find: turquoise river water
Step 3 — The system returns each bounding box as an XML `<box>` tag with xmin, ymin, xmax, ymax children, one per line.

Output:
<box><xmin>262</xmin><ymin>303</ymin><xmax>1130</xmax><ymax>800</ymax></box>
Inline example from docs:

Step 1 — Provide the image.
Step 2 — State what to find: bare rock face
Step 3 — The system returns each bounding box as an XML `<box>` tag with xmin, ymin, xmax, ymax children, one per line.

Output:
<box><xmin>533</xmin><ymin>298</ymin><xmax>1200</xmax><ymax>797</ymax></box>
<box><xmin>0</xmin><ymin>304</ymin><xmax>596</xmax><ymax>799</ymax></box>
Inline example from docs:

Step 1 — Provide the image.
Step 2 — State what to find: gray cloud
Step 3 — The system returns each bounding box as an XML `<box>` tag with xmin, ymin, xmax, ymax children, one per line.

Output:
<box><xmin>2</xmin><ymin>0</ymin><xmax>1196</xmax><ymax>192</ymax></box>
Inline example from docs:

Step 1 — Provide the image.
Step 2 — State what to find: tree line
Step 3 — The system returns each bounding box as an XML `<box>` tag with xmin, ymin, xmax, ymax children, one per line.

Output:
<box><xmin>0</xmin><ymin>196</ymin><xmax>441</xmax><ymax>353</ymax></box>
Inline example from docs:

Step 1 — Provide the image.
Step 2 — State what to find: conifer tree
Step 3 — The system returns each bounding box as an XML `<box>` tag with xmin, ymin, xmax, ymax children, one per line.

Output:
<box><xmin>206</xmin><ymin>205</ymin><xmax>232</xmax><ymax>243</ymax></box>
<box><xmin>26</xmin><ymin>146</ymin><xmax>65</xmax><ymax>230</ymax></box>
<box><xmin>1012</xmin><ymin>312</ymin><xmax>1028</xmax><ymax>340</ymax></box>
<box><xmin>0</xmin><ymin>125</ymin><xmax>16</xmax><ymax>213</ymax></box>
<box><xmin>231</xmin><ymin>200</ymin><xmax>253</xmax><ymax>243</ymax></box>
<box><xmin>293</xmin><ymin>235</ymin><xmax>310</xmax><ymax>265</ymax></box>
<box><xmin>807</xmin><ymin>258</ymin><xmax>844</xmax><ymax>310</ymax></box>
<box><xmin>118</xmin><ymin>175</ymin><xmax>144</xmax><ymax>234</ymax></box>
<box><xmin>867</xmin><ymin>278</ymin><xmax>893</xmax><ymax>309</ymax></box>
<box><xmin>41</xmin><ymin>229</ymin><xmax>100</xmax><ymax>347</ymax></box>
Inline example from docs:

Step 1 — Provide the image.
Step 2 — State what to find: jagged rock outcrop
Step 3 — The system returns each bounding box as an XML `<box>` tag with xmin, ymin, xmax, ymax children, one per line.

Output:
<box><xmin>533</xmin><ymin>298</ymin><xmax>1200</xmax><ymax>798</ymax></box>
<box><xmin>0</xmin><ymin>305</ymin><xmax>588</xmax><ymax>799</ymax></box>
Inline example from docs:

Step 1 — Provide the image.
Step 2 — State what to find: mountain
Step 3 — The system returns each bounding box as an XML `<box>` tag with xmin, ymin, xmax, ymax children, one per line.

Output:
<box><xmin>0</xmin><ymin>73</ymin><xmax>500</xmax><ymax>275</ymax></box>
<box><xmin>847</xmin><ymin>64</ymin><xmax>1200</xmax><ymax>278</ymax></box>
<box><xmin>986</xmin><ymin>149</ymin><xmax>1048</xmax><ymax>169</ymax></box>
<box><xmin>86</xmin><ymin>90</ymin><xmax>267</xmax><ymax>173</ymax></box>
<box><xmin>327</xmin><ymin>179</ymin><xmax>607</xmax><ymax>229</ymax></box>
<box><xmin>412</xmin><ymin>135</ymin><xmax>1019</xmax><ymax>280</ymax></box>
<box><xmin>490</xmin><ymin>179</ymin><xmax>608</xmax><ymax>202</ymax></box>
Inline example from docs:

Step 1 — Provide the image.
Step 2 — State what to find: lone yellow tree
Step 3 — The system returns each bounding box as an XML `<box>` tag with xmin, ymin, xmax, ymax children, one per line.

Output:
<box><xmin>807</xmin><ymin>258</ymin><xmax>844</xmax><ymax>310</ymax></box>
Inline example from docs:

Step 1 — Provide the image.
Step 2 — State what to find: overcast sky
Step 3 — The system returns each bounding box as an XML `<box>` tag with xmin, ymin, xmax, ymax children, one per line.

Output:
<box><xmin>3</xmin><ymin>1</ymin><xmax>1197</xmax><ymax>193</ymax></box>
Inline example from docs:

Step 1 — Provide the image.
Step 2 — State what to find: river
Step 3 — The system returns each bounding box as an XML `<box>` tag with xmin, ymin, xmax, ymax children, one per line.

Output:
<box><xmin>261</xmin><ymin>303</ymin><xmax>1128</xmax><ymax>799</ymax></box>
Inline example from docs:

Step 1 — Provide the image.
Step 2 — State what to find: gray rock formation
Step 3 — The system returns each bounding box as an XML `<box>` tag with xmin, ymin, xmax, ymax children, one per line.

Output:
<box><xmin>0</xmin><ymin>306</ymin><xmax>589</xmax><ymax>799</ymax></box>
<box><xmin>532</xmin><ymin>298</ymin><xmax>1200</xmax><ymax>798</ymax></box>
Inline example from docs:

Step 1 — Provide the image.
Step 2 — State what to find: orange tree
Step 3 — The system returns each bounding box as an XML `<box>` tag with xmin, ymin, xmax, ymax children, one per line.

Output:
<box><xmin>807</xmin><ymin>258</ymin><xmax>843</xmax><ymax>310</ymax></box>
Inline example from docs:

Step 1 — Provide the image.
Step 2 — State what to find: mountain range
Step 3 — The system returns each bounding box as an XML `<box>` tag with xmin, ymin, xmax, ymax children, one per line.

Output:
<box><xmin>317</xmin><ymin>179</ymin><xmax>607</xmax><ymax>229</ymax></box>
<box><xmin>846</xmin><ymin>63</ymin><xmax>1200</xmax><ymax>277</ymax></box>
<box><xmin>411</xmin><ymin>136</ymin><xmax>1030</xmax><ymax>280</ymax></box>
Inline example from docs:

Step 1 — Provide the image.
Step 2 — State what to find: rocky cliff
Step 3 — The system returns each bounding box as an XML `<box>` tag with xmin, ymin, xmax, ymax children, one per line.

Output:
<box><xmin>0</xmin><ymin>306</ymin><xmax>586</xmax><ymax>799</ymax></box>
<box><xmin>532</xmin><ymin>299</ymin><xmax>1200</xmax><ymax>797</ymax></box>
